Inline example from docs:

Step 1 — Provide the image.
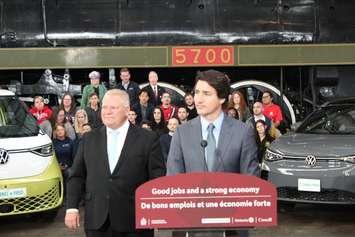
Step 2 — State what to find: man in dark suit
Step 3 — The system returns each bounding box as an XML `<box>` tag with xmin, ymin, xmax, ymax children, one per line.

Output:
<box><xmin>246</xmin><ymin>101</ymin><xmax>272</xmax><ymax>131</ymax></box>
<box><xmin>167</xmin><ymin>70</ymin><xmax>259</xmax><ymax>237</ymax></box>
<box><xmin>115</xmin><ymin>68</ymin><xmax>140</xmax><ymax>106</ymax></box>
<box><xmin>132</xmin><ymin>89</ymin><xmax>154</xmax><ymax>125</ymax></box>
<box><xmin>184</xmin><ymin>92</ymin><xmax>198</xmax><ymax>120</ymax></box>
<box><xmin>159</xmin><ymin>117</ymin><xmax>179</xmax><ymax>163</ymax></box>
<box><xmin>65</xmin><ymin>89</ymin><xmax>166</xmax><ymax>237</ymax></box>
<box><xmin>142</xmin><ymin>71</ymin><xmax>165</xmax><ymax>106</ymax></box>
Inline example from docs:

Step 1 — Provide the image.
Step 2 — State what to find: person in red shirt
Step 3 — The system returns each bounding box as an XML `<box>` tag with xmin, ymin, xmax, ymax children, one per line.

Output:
<box><xmin>29</xmin><ymin>96</ymin><xmax>53</xmax><ymax>124</ymax></box>
<box><xmin>262</xmin><ymin>90</ymin><xmax>283</xmax><ymax>128</ymax></box>
<box><xmin>29</xmin><ymin>95</ymin><xmax>53</xmax><ymax>137</ymax></box>
<box><xmin>160</xmin><ymin>92</ymin><xmax>177</xmax><ymax>122</ymax></box>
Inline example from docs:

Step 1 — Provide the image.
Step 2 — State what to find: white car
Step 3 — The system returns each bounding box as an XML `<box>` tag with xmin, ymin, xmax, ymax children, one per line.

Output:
<box><xmin>0</xmin><ymin>89</ymin><xmax>63</xmax><ymax>218</ymax></box>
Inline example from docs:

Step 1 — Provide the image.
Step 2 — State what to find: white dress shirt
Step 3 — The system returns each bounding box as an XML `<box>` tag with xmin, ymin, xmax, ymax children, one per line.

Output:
<box><xmin>106</xmin><ymin>120</ymin><xmax>130</xmax><ymax>173</ymax></box>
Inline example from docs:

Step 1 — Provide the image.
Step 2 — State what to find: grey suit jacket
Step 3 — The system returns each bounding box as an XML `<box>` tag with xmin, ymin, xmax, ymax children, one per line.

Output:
<box><xmin>167</xmin><ymin>115</ymin><xmax>260</xmax><ymax>176</ymax></box>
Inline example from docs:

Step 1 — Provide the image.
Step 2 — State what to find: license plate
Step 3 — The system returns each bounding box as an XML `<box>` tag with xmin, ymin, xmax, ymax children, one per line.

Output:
<box><xmin>0</xmin><ymin>188</ymin><xmax>27</xmax><ymax>199</ymax></box>
<box><xmin>298</xmin><ymin>178</ymin><xmax>321</xmax><ymax>192</ymax></box>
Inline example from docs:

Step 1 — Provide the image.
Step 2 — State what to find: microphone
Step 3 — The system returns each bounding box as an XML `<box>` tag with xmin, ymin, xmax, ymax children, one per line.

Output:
<box><xmin>200</xmin><ymin>140</ymin><xmax>208</xmax><ymax>148</ymax></box>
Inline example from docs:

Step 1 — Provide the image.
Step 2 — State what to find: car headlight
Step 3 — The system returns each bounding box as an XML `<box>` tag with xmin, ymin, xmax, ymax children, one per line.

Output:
<box><xmin>342</xmin><ymin>156</ymin><xmax>355</xmax><ymax>164</ymax></box>
<box><xmin>264</xmin><ymin>149</ymin><xmax>283</xmax><ymax>162</ymax></box>
<box><xmin>31</xmin><ymin>144</ymin><xmax>53</xmax><ymax>157</ymax></box>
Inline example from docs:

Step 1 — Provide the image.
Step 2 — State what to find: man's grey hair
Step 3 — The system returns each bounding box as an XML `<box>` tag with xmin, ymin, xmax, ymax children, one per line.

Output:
<box><xmin>104</xmin><ymin>89</ymin><xmax>130</xmax><ymax>107</ymax></box>
<box><xmin>89</xmin><ymin>71</ymin><xmax>101</xmax><ymax>79</ymax></box>
<box><xmin>149</xmin><ymin>71</ymin><xmax>158</xmax><ymax>77</ymax></box>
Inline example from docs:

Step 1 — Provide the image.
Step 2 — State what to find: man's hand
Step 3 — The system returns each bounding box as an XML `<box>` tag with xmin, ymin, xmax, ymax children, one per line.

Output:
<box><xmin>65</xmin><ymin>211</ymin><xmax>80</xmax><ymax>230</ymax></box>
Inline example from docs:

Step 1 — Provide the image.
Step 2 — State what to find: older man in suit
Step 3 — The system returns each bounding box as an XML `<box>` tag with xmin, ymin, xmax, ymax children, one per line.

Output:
<box><xmin>65</xmin><ymin>89</ymin><xmax>166</xmax><ymax>237</ymax></box>
<box><xmin>167</xmin><ymin>70</ymin><xmax>259</xmax><ymax>237</ymax></box>
<box><xmin>142</xmin><ymin>71</ymin><xmax>165</xmax><ymax>106</ymax></box>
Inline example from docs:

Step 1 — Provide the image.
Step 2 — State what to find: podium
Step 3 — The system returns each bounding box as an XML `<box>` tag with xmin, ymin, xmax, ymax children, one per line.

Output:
<box><xmin>136</xmin><ymin>172</ymin><xmax>277</xmax><ymax>237</ymax></box>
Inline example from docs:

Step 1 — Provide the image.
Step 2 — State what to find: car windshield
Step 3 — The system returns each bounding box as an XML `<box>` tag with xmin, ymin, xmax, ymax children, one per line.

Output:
<box><xmin>0</xmin><ymin>96</ymin><xmax>39</xmax><ymax>137</ymax></box>
<box><xmin>297</xmin><ymin>104</ymin><xmax>355</xmax><ymax>135</ymax></box>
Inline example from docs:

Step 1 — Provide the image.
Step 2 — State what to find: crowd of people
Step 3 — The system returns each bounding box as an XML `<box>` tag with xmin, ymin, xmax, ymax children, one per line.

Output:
<box><xmin>28</xmin><ymin>68</ymin><xmax>284</xmax><ymax>190</ymax></box>
<box><xmin>40</xmin><ymin>68</ymin><xmax>287</xmax><ymax>237</ymax></box>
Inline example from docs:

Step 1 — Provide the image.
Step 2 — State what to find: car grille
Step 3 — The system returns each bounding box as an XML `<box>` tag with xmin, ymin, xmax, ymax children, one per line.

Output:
<box><xmin>0</xmin><ymin>182</ymin><xmax>61</xmax><ymax>216</ymax></box>
<box><xmin>278</xmin><ymin>187</ymin><xmax>355</xmax><ymax>204</ymax></box>
<box><xmin>282</xmin><ymin>155</ymin><xmax>337</xmax><ymax>161</ymax></box>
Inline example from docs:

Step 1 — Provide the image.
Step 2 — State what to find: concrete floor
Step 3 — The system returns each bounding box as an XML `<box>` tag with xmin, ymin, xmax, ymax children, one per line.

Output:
<box><xmin>0</xmin><ymin>204</ymin><xmax>355</xmax><ymax>237</ymax></box>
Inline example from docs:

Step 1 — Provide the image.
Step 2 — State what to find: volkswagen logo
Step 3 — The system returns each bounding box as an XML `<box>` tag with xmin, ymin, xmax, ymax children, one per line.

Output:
<box><xmin>305</xmin><ymin>155</ymin><xmax>317</xmax><ymax>167</ymax></box>
<box><xmin>0</xmin><ymin>149</ymin><xmax>9</xmax><ymax>165</ymax></box>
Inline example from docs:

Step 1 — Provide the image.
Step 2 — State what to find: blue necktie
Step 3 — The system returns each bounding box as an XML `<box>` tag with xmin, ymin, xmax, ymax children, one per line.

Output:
<box><xmin>206</xmin><ymin>123</ymin><xmax>216</xmax><ymax>171</ymax></box>
<box><xmin>108</xmin><ymin>131</ymin><xmax>119</xmax><ymax>173</ymax></box>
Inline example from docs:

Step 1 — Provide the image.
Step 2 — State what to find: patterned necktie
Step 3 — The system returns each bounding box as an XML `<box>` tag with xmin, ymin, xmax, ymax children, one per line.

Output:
<box><xmin>206</xmin><ymin>123</ymin><xmax>216</xmax><ymax>171</ymax></box>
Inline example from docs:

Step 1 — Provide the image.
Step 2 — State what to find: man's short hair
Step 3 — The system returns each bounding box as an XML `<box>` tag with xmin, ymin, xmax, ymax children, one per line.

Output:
<box><xmin>184</xmin><ymin>92</ymin><xmax>193</xmax><ymax>98</ymax></box>
<box><xmin>89</xmin><ymin>71</ymin><xmax>100</xmax><ymax>79</ymax></box>
<box><xmin>149</xmin><ymin>71</ymin><xmax>158</xmax><ymax>77</ymax></box>
<box><xmin>138</xmin><ymin>89</ymin><xmax>150</xmax><ymax>97</ymax></box>
<box><xmin>162</xmin><ymin>92</ymin><xmax>171</xmax><ymax>97</ymax></box>
<box><xmin>195</xmin><ymin>70</ymin><xmax>230</xmax><ymax>107</ymax></box>
<box><xmin>178</xmin><ymin>106</ymin><xmax>188</xmax><ymax>112</ymax></box>
<box><xmin>104</xmin><ymin>89</ymin><xmax>130</xmax><ymax>107</ymax></box>
<box><xmin>253</xmin><ymin>101</ymin><xmax>263</xmax><ymax>107</ymax></box>
<box><xmin>120</xmin><ymin>68</ymin><xmax>130</xmax><ymax>74</ymax></box>
<box><xmin>263</xmin><ymin>90</ymin><xmax>273</xmax><ymax>99</ymax></box>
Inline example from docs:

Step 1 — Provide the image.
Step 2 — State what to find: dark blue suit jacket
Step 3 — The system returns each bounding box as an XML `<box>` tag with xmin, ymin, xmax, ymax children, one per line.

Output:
<box><xmin>116</xmin><ymin>81</ymin><xmax>140</xmax><ymax>106</ymax></box>
<box><xmin>132</xmin><ymin>102</ymin><xmax>154</xmax><ymax>125</ymax></box>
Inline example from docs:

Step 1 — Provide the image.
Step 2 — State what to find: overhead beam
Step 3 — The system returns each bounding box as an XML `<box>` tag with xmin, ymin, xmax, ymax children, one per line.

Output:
<box><xmin>0</xmin><ymin>47</ymin><xmax>168</xmax><ymax>69</ymax></box>
<box><xmin>0</xmin><ymin>44</ymin><xmax>355</xmax><ymax>69</ymax></box>
<box><xmin>238</xmin><ymin>44</ymin><xmax>355</xmax><ymax>66</ymax></box>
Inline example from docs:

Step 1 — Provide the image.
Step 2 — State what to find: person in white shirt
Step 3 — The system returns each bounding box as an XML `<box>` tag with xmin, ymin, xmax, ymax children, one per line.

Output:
<box><xmin>65</xmin><ymin>89</ymin><xmax>165</xmax><ymax>237</ymax></box>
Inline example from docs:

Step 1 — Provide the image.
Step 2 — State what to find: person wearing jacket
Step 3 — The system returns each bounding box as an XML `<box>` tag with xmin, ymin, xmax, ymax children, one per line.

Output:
<box><xmin>80</xmin><ymin>71</ymin><xmax>107</xmax><ymax>109</ymax></box>
<box><xmin>29</xmin><ymin>95</ymin><xmax>53</xmax><ymax>137</ymax></box>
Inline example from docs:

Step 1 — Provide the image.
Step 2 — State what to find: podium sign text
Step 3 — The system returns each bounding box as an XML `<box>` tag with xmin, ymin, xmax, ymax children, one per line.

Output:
<box><xmin>136</xmin><ymin>172</ymin><xmax>277</xmax><ymax>229</ymax></box>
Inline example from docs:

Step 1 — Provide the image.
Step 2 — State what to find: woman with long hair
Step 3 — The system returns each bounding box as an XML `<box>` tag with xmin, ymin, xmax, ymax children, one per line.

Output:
<box><xmin>151</xmin><ymin>106</ymin><xmax>167</xmax><ymax>135</ymax></box>
<box><xmin>228</xmin><ymin>90</ymin><xmax>251</xmax><ymax>122</ymax></box>
<box><xmin>58</xmin><ymin>92</ymin><xmax>77</xmax><ymax>125</ymax></box>
<box><xmin>74</xmin><ymin>109</ymin><xmax>89</xmax><ymax>138</ymax></box>
<box><xmin>52</xmin><ymin>108</ymin><xmax>76</xmax><ymax>141</ymax></box>
<box><xmin>255</xmin><ymin>119</ymin><xmax>274</xmax><ymax>163</ymax></box>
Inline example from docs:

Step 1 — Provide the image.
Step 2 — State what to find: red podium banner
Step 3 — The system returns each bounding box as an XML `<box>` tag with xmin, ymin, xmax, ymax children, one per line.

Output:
<box><xmin>136</xmin><ymin>172</ymin><xmax>277</xmax><ymax>229</ymax></box>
